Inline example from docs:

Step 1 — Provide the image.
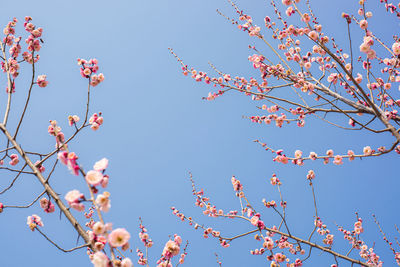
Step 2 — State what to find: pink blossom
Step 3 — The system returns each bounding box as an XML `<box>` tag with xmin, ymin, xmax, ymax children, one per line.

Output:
<box><xmin>301</xmin><ymin>13</ymin><xmax>311</xmax><ymax>22</ymax></box>
<box><xmin>270</xmin><ymin>174</ymin><xmax>280</xmax><ymax>185</ymax></box>
<box><xmin>27</xmin><ymin>214</ymin><xmax>43</xmax><ymax>230</ymax></box>
<box><xmin>367</xmin><ymin>49</ymin><xmax>376</xmax><ymax>59</ymax></box>
<box><xmin>89</xmin><ymin>113</ymin><xmax>104</xmax><ymax>131</ymax></box>
<box><xmin>347</xmin><ymin>150</ymin><xmax>355</xmax><ymax>161</ymax></box>
<box><xmin>83</xmin><ymin>68</ymin><xmax>91</xmax><ymax>76</ymax></box>
<box><xmin>121</xmin><ymin>258</ymin><xmax>133</xmax><ymax>267</ymax></box>
<box><xmin>90</xmin><ymin>73</ymin><xmax>105</xmax><ymax>87</ymax></box>
<box><xmin>57</xmin><ymin>151</ymin><xmax>68</xmax><ymax>165</ymax></box>
<box><xmin>174</xmin><ymin>235</ymin><xmax>182</xmax><ymax>245</ymax></box>
<box><xmin>384</xmin><ymin>83</ymin><xmax>391</xmax><ymax>90</ymax></box>
<box><xmin>392</xmin><ymin>42</ymin><xmax>400</xmax><ymax>55</ymax></box>
<box><xmin>39</xmin><ymin>198</ymin><xmax>55</xmax><ymax>213</ymax></box>
<box><xmin>93</xmin><ymin>158</ymin><xmax>108</xmax><ymax>171</ymax></box>
<box><xmin>333</xmin><ymin>155</ymin><xmax>343</xmax><ymax>165</ymax></box>
<box><xmin>67</xmin><ymin>152</ymin><xmax>80</xmax><ymax>176</ymax></box>
<box><xmin>68</xmin><ymin>115</ymin><xmax>80</xmax><ymax>126</ymax></box>
<box><xmin>36</xmin><ymin>75</ymin><xmax>48</xmax><ymax>87</ymax></box>
<box><xmin>274</xmin><ymin>252</ymin><xmax>286</xmax><ymax>263</ymax></box>
<box><xmin>101</xmin><ymin>175</ymin><xmax>109</xmax><ymax>188</ymax></box>
<box><xmin>294</xmin><ymin>150</ymin><xmax>302</xmax><ymax>159</ymax></box>
<box><xmin>34</xmin><ymin>161</ymin><xmax>45</xmax><ymax>173</ymax></box>
<box><xmin>354</xmin><ymin>73</ymin><xmax>363</xmax><ymax>84</ymax></box>
<box><xmin>363</xmin><ymin>146</ymin><xmax>373</xmax><ymax>156</ymax></box>
<box><xmin>359</xmin><ymin>20</ymin><xmax>368</xmax><ymax>29</ymax></box>
<box><xmin>307</xmin><ymin>170</ymin><xmax>315</xmax><ymax>180</ymax></box>
<box><xmin>162</xmin><ymin>240</ymin><xmax>181</xmax><ymax>258</ymax></box>
<box><xmin>92</xmin><ymin>221</ymin><xmax>105</xmax><ymax>235</ymax></box>
<box><xmin>308</xmin><ymin>31</ymin><xmax>318</xmax><ymax>41</ymax></box>
<box><xmin>250</xmin><ymin>216</ymin><xmax>259</xmax><ymax>226</ymax></box>
<box><xmin>309</xmin><ymin>152</ymin><xmax>317</xmax><ymax>160</ymax></box>
<box><xmin>96</xmin><ymin>192</ymin><xmax>111</xmax><ymax>212</ymax></box>
<box><xmin>9</xmin><ymin>154</ymin><xmax>19</xmax><ymax>166</ymax></box>
<box><xmin>108</xmin><ymin>228</ymin><xmax>131</xmax><ymax>247</ymax></box>
<box><xmin>359</xmin><ymin>42</ymin><xmax>370</xmax><ymax>53</ymax></box>
<box><xmin>86</xmin><ymin>170</ymin><xmax>103</xmax><ymax>186</ymax></box>
<box><xmin>91</xmin><ymin>252</ymin><xmax>109</xmax><ymax>267</ymax></box>
<box><xmin>65</xmin><ymin>190</ymin><xmax>85</xmax><ymax>211</ymax></box>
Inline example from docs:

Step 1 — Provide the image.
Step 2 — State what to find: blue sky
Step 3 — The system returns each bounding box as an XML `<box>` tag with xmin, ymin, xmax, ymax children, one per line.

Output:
<box><xmin>0</xmin><ymin>0</ymin><xmax>399</xmax><ymax>266</ymax></box>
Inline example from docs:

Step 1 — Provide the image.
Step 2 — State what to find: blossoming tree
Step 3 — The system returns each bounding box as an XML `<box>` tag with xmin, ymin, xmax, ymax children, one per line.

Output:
<box><xmin>169</xmin><ymin>0</ymin><xmax>400</xmax><ymax>266</ymax></box>
<box><xmin>0</xmin><ymin>17</ymin><xmax>186</xmax><ymax>267</ymax></box>
<box><xmin>1</xmin><ymin>0</ymin><xmax>400</xmax><ymax>266</ymax></box>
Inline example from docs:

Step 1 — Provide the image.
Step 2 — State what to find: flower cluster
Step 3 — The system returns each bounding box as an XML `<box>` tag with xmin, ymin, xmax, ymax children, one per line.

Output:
<box><xmin>89</xmin><ymin>113</ymin><xmax>104</xmax><ymax>131</ymax></box>
<box><xmin>9</xmin><ymin>154</ymin><xmax>19</xmax><ymax>166</ymax></box>
<box><xmin>39</xmin><ymin>198</ymin><xmax>55</xmax><ymax>213</ymax></box>
<box><xmin>77</xmin><ymin>58</ymin><xmax>105</xmax><ymax>87</ymax></box>
<box><xmin>86</xmin><ymin>169</ymin><xmax>107</xmax><ymax>187</ymax></box>
<box><xmin>48</xmin><ymin>120</ymin><xmax>66</xmax><ymax>150</ymax></box>
<box><xmin>36</xmin><ymin>74</ymin><xmax>48</xmax><ymax>87</ymax></box>
<box><xmin>68</xmin><ymin>115</ymin><xmax>80</xmax><ymax>126</ymax></box>
<box><xmin>157</xmin><ymin>235</ymin><xmax>182</xmax><ymax>267</ymax></box>
<box><xmin>58</xmin><ymin>151</ymin><xmax>79</xmax><ymax>175</ymax></box>
<box><xmin>65</xmin><ymin>189</ymin><xmax>85</xmax><ymax>211</ymax></box>
<box><xmin>27</xmin><ymin>214</ymin><xmax>43</xmax><ymax>231</ymax></box>
<box><xmin>138</xmin><ymin>221</ymin><xmax>153</xmax><ymax>248</ymax></box>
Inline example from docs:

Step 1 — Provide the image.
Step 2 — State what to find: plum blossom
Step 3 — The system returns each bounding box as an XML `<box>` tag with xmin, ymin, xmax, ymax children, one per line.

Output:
<box><xmin>57</xmin><ymin>152</ymin><xmax>80</xmax><ymax>175</ymax></box>
<box><xmin>86</xmin><ymin>170</ymin><xmax>103</xmax><ymax>186</ymax></box>
<box><xmin>347</xmin><ymin>150</ymin><xmax>355</xmax><ymax>161</ymax></box>
<box><xmin>121</xmin><ymin>258</ymin><xmax>133</xmax><ymax>267</ymax></box>
<box><xmin>307</xmin><ymin>170</ymin><xmax>315</xmax><ymax>180</ymax></box>
<box><xmin>93</xmin><ymin>158</ymin><xmax>108</xmax><ymax>171</ymax></box>
<box><xmin>68</xmin><ymin>115</ymin><xmax>80</xmax><ymax>126</ymax></box>
<box><xmin>92</xmin><ymin>221</ymin><xmax>105</xmax><ymax>235</ymax></box>
<box><xmin>90</xmin><ymin>73</ymin><xmax>105</xmax><ymax>87</ymax></box>
<box><xmin>162</xmin><ymin>240</ymin><xmax>180</xmax><ymax>258</ymax></box>
<box><xmin>96</xmin><ymin>192</ymin><xmax>111</xmax><ymax>212</ymax></box>
<box><xmin>363</xmin><ymin>146</ymin><xmax>373</xmax><ymax>156</ymax></box>
<box><xmin>308</xmin><ymin>31</ymin><xmax>318</xmax><ymax>41</ymax></box>
<box><xmin>90</xmin><ymin>251</ymin><xmax>109</xmax><ymax>267</ymax></box>
<box><xmin>89</xmin><ymin>113</ymin><xmax>104</xmax><ymax>131</ymax></box>
<box><xmin>250</xmin><ymin>215</ymin><xmax>259</xmax><ymax>226</ymax></box>
<box><xmin>326</xmin><ymin>149</ymin><xmax>334</xmax><ymax>157</ymax></box>
<box><xmin>108</xmin><ymin>228</ymin><xmax>131</xmax><ymax>247</ymax></box>
<box><xmin>392</xmin><ymin>42</ymin><xmax>400</xmax><ymax>55</ymax></box>
<box><xmin>65</xmin><ymin>189</ymin><xmax>85</xmax><ymax>211</ymax></box>
<box><xmin>34</xmin><ymin>161</ymin><xmax>45</xmax><ymax>173</ymax></box>
<box><xmin>9</xmin><ymin>154</ymin><xmax>19</xmax><ymax>166</ymax></box>
<box><xmin>78</xmin><ymin>58</ymin><xmax>104</xmax><ymax>87</ymax></box>
<box><xmin>294</xmin><ymin>150</ymin><xmax>302</xmax><ymax>159</ymax></box>
<box><xmin>27</xmin><ymin>214</ymin><xmax>43</xmax><ymax>230</ymax></box>
<box><xmin>36</xmin><ymin>75</ymin><xmax>48</xmax><ymax>87</ymax></box>
<box><xmin>359</xmin><ymin>19</ymin><xmax>368</xmax><ymax>29</ymax></box>
<box><xmin>309</xmin><ymin>151</ymin><xmax>317</xmax><ymax>160</ymax></box>
<box><xmin>39</xmin><ymin>198</ymin><xmax>55</xmax><ymax>213</ymax></box>
<box><xmin>333</xmin><ymin>155</ymin><xmax>343</xmax><ymax>165</ymax></box>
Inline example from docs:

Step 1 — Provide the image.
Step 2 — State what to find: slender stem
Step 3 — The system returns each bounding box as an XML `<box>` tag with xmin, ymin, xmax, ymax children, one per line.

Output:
<box><xmin>1</xmin><ymin>40</ymin><xmax>14</xmax><ymax>126</ymax></box>
<box><xmin>4</xmin><ymin>189</ymin><xmax>46</xmax><ymax>208</ymax></box>
<box><xmin>14</xmin><ymin>52</ymin><xmax>36</xmax><ymax>139</ymax></box>
<box><xmin>35</xmin><ymin>227</ymin><xmax>89</xmax><ymax>253</ymax></box>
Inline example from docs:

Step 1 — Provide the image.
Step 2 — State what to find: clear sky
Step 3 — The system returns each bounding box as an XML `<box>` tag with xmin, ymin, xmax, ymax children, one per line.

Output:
<box><xmin>0</xmin><ymin>0</ymin><xmax>398</xmax><ymax>266</ymax></box>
